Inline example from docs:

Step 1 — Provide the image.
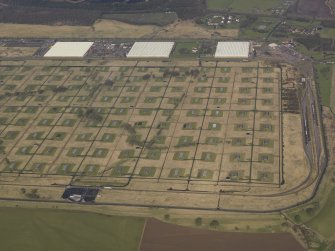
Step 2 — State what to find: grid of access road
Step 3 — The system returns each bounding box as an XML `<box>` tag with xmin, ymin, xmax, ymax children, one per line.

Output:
<box><xmin>0</xmin><ymin>60</ymin><xmax>281</xmax><ymax>189</ymax></box>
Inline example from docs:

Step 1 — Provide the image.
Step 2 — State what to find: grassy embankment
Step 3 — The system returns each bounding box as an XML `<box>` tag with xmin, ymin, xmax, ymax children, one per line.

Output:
<box><xmin>0</xmin><ymin>207</ymin><xmax>145</xmax><ymax>251</ymax></box>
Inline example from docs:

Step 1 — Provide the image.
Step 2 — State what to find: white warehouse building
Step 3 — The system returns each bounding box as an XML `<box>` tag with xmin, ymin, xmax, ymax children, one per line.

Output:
<box><xmin>44</xmin><ymin>42</ymin><xmax>93</xmax><ymax>57</ymax></box>
<box><xmin>127</xmin><ymin>42</ymin><xmax>175</xmax><ymax>58</ymax></box>
<box><xmin>214</xmin><ymin>41</ymin><xmax>251</xmax><ymax>58</ymax></box>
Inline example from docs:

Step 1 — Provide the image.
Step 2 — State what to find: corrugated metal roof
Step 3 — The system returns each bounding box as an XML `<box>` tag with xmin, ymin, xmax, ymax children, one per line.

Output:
<box><xmin>44</xmin><ymin>42</ymin><xmax>93</xmax><ymax>57</ymax></box>
<box><xmin>127</xmin><ymin>42</ymin><xmax>174</xmax><ymax>58</ymax></box>
<box><xmin>215</xmin><ymin>42</ymin><xmax>250</xmax><ymax>58</ymax></box>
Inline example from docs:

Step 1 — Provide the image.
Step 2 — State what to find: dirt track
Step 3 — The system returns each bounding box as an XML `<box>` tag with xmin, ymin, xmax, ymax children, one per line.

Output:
<box><xmin>140</xmin><ymin>219</ymin><xmax>304</xmax><ymax>251</ymax></box>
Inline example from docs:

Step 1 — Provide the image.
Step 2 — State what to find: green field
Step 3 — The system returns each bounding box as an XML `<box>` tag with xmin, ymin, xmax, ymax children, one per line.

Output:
<box><xmin>102</xmin><ymin>12</ymin><xmax>178</xmax><ymax>26</ymax></box>
<box><xmin>295</xmin><ymin>44</ymin><xmax>325</xmax><ymax>61</ymax></box>
<box><xmin>207</xmin><ymin>0</ymin><xmax>282</xmax><ymax>13</ymax></box>
<box><xmin>315</xmin><ymin>64</ymin><xmax>332</xmax><ymax>107</ymax></box>
<box><xmin>320</xmin><ymin>28</ymin><xmax>335</xmax><ymax>39</ymax></box>
<box><xmin>0</xmin><ymin>208</ymin><xmax>145</xmax><ymax>251</ymax></box>
<box><xmin>172</xmin><ymin>41</ymin><xmax>199</xmax><ymax>58</ymax></box>
<box><xmin>239</xmin><ymin>17</ymin><xmax>280</xmax><ymax>40</ymax></box>
<box><xmin>307</xmin><ymin>188</ymin><xmax>335</xmax><ymax>239</ymax></box>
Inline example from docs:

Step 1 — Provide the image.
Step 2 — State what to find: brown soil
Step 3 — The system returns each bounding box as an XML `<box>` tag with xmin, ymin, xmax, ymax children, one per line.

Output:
<box><xmin>140</xmin><ymin>219</ymin><xmax>305</xmax><ymax>251</ymax></box>
<box><xmin>296</xmin><ymin>0</ymin><xmax>332</xmax><ymax>18</ymax></box>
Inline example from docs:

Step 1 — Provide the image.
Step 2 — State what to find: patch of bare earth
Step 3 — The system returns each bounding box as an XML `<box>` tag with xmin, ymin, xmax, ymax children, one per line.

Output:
<box><xmin>297</xmin><ymin>0</ymin><xmax>332</xmax><ymax>18</ymax></box>
<box><xmin>140</xmin><ymin>219</ymin><xmax>304</xmax><ymax>251</ymax></box>
<box><xmin>282</xmin><ymin>113</ymin><xmax>309</xmax><ymax>190</ymax></box>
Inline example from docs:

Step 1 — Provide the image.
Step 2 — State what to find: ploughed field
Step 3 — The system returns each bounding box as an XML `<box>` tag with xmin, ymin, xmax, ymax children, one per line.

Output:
<box><xmin>140</xmin><ymin>218</ymin><xmax>304</xmax><ymax>251</ymax></box>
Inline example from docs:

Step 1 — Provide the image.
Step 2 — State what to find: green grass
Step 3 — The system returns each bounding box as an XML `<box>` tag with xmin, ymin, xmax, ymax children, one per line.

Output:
<box><xmin>102</xmin><ymin>12</ymin><xmax>177</xmax><ymax>26</ymax></box>
<box><xmin>258</xmin><ymin>154</ymin><xmax>274</xmax><ymax>163</ymax></box>
<box><xmin>0</xmin><ymin>207</ymin><xmax>145</xmax><ymax>251</ymax></box>
<box><xmin>307</xmin><ymin>188</ymin><xmax>335</xmax><ymax>238</ymax></box>
<box><xmin>4</xmin><ymin>131</ymin><xmax>19</xmax><ymax>140</ymax></box>
<box><xmin>197</xmin><ymin>169</ymin><xmax>213</xmax><ymax>179</ymax></box>
<box><xmin>56</xmin><ymin>163</ymin><xmax>75</xmax><ymax>174</ymax></box>
<box><xmin>219</xmin><ymin>77</ymin><xmax>230</xmax><ymax>83</ymax></box>
<box><xmin>172</xmin><ymin>42</ymin><xmax>199</xmax><ymax>58</ymax></box>
<box><xmin>257</xmin><ymin>171</ymin><xmax>274</xmax><ymax>182</ymax></box>
<box><xmin>230</xmin><ymin>153</ymin><xmax>245</xmax><ymax>162</ymax></box>
<box><xmin>239</xmin><ymin>17</ymin><xmax>280</xmax><ymax>40</ymax></box>
<box><xmin>4</xmin><ymin>161</ymin><xmax>21</xmax><ymax>172</ymax></box>
<box><xmin>169</xmin><ymin>168</ymin><xmax>186</xmax><ymax>178</ymax></box>
<box><xmin>67</xmin><ymin>147</ymin><xmax>84</xmax><ymax>157</ymax></box>
<box><xmin>41</xmin><ymin>146</ymin><xmax>57</xmax><ymax>156</ymax></box>
<box><xmin>201</xmin><ymin>152</ymin><xmax>217</xmax><ymax>162</ymax></box>
<box><xmin>139</xmin><ymin>166</ymin><xmax>156</xmax><ymax>177</ymax></box>
<box><xmin>232</xmin><ymin>138</ymin><xmax>246</xmax><ymax>146</ymax></box>
<box><xmin>286</xmin><ymin>19</ymin><xmax>319</xmax><ymax>30</ymax></box>
<box><xmin>111</xmin><ymin>165</ymin><xmax>130</xmax><ymax>176</ymax></box>
<box><xmin>295</xmin><ymin>43</ymin><xmax>324</xmax><ymax>61</ymax></box>
<box><xmin>315</xmin><ymin>64</ymin><xmax>332</xmax><ymax>107</ymax></box>
<box><xmin>83</xmin><ymin>164</ymin><xmax>100</xmax><ymax>175</ymax></box>
<box><xmin>173</xmin><ymin>151</ymin><xmax>189</xmax><ymax>160</ymax></box>
<box><xmin>228</xmin><ymin>170</ymin><xmax>244</xmax><ymax>181</ymax></box>
<box><xmin>320</xmin><ymin>28</ymin><xmax>335</xmax><ymax>39</ymax></box>
<box><xmin>287</xmin><ymin>201</ymin><xmax>320</xmax><ymax>224</ymax></box>
<box><xmin>51</xmin><ymin>132</ymin><xmax>67</xmax><ymax>141</ymax></box>
<box><xmin>207</xmin><ymin>0</ymin><xmax>233</xmax><ymax>9</ymax></box>
<box><xmin>31</xmin><ymin>163</ymin><xmax>46</xmax><ymax>173</ymax></box>
<box><xmin>207</xmin><ymin>0</ymin><xmax>282</xmax><ymax>13</ymax></box>
<box><xmin>146</xmin><ymin>149</ymin><xmax>161</xmax><ymax>160</ymax></box>
<box><xmin>92</xmin><ymin>148</ymin><xmax>109</xmax><ymax>158</ymax></box>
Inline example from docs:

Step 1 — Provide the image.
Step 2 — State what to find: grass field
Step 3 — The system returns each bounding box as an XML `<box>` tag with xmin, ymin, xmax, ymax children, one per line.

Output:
<box><xmin>306</xmin><ymin>188</ymin><xmax>335</xmax><ymax>239</ymax></box>
<box><xmin>0</xmin><ymin>207</ymin><xmax>145</xmax><ymax>251</ymax></box>
<box><xmin>207</xmin><ymin>0</ymin><xmax>283</xmax><ymax>13</ymax></box>
<box><xmin>295</xmin><ymin>43</ymin><xmax>325</xmax><ymax>61</ymax></box>
<box><xmin>315</xmin><ymin>64</ymin><xmax>332</xmax><ymax>107</ymax></box>
<box><xmin>0</xmin><ymin>19</ymin><xmax>238</xmax><ymax>39</ymax></box>
<box><xmin>171</xmin><ymin>41</ymin><xmax>199</xmax><ymax>58</ymax></box>
<box><xmin>102</xmin><ymin>12</ymin><xmax>178</xmax><ymax>26</ymax></box>
<box><xmin>320</xmin><ymin>28</ymin><xmax>335</xmax><ymax>39</ymax></box>
<box><xmin>239</xmin><ymin>17</ymin><xmax>280</xmax><ymax>40</ymax></box>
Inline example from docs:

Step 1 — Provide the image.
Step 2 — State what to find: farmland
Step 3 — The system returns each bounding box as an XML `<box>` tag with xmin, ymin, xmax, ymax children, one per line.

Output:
<box><xmin>315</xmin><ymin>64</ymin><xmax>332</xmax><ymax>107</ymax></box>
<box><xmin>0</xmin><ymin>207</ymin><xmax>144</xmax><ymax>251</ymax></box>
<box><xmin>0</xmin><ymin>206</ymin><xmax>306</xmax><ymax>251</ymax></box>
<box><xmin>140</xmin><ymin>218</ymin><xmax>304</xmax><ymax>251</ymax></box>
<box><xmin>0</xmin><ymin>19</ymin><xmax>238</xmax><ymax>39</ymax></box>
<box><xmin>207</xmin><ymin>0</ymin><xmax>284</xmax><ymax>13</ymax></box>
<box><xmin>306</xmin><ymin>188</ymin><xmax>335</xmax><ymax>239</ymax></box>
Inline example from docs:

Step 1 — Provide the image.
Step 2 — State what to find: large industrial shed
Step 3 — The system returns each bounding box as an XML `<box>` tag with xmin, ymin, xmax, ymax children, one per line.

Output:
<box><xmin>214</xmin><ymin>41</ymin><xmax>250</xmax><ymax>58</ymax></box>
<box><xmin>44</xmin><ymin>42</ymin><xmax>93</xmax><ymax>57</ymax></box>
<box><xmin>127</xmin><ymin>42</ymin><xmax>175</xmax><ymax>58</ymax></box>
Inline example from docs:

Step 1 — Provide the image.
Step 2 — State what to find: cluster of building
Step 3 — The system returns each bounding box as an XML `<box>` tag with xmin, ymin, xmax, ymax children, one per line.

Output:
<box><xmin>270</xmin><ymin>0</ymin><xmax>295</xmax><ymax>16</ymax></box>
<box><xmin>206</xmin><ymin>15</ymin><xmax>240</xmax><ymax>26</ymax></box>
<box><xmin>44</xmin><ymin>41</ymin><xmax>251</xmax><ymax>59</ymax></box>
<box><xmin>287</xmin><ymin>25</ymin><xmax>322</xmax><ymax>36</ymax></box>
